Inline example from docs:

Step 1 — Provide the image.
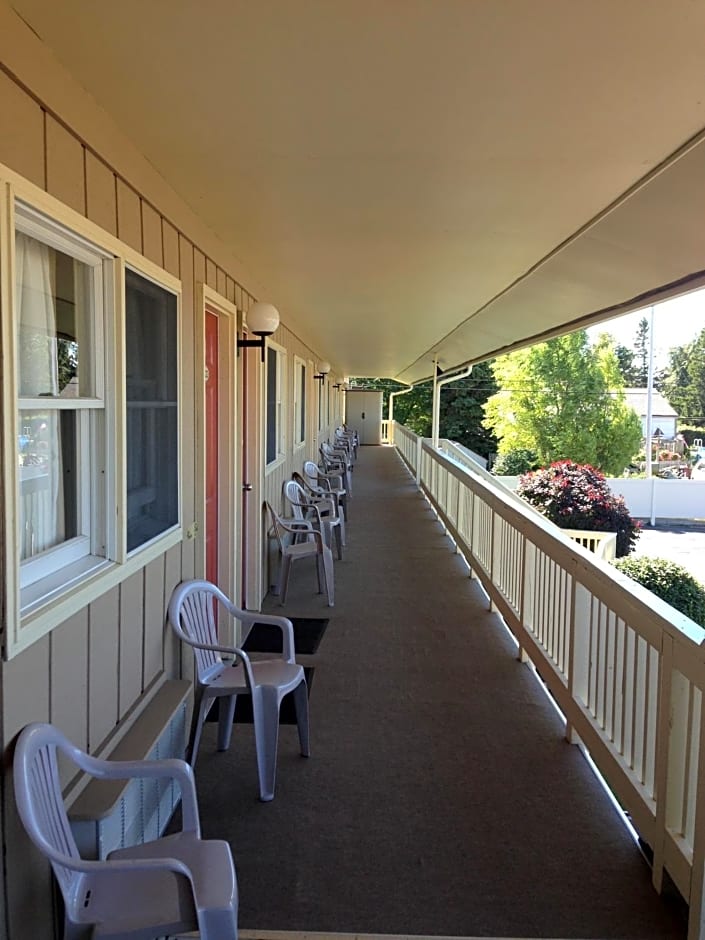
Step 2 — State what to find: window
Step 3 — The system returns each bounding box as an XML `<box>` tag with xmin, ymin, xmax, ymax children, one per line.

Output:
<box><xmin>266</xmin><ymin>344</ymin><xmax>286</xmax><ymax>465</ymax></box>
<box><xmin>15</xmin><ymin>207</ymin><xmax>111</xmax><ymax>600</ymax></box>
<box><xmin>125</xmin><ymin>269</ymin><xmax>179</xmax><ymax>552</ymax></box>
<box><xmin>294</xmin><ymin>358</ymin><xmax>306</xmax><ymax>446</ymax></box>
<box><xmin>3</xmin><ymin>185</ymin><xmax>183</xmax><ymax>654</ymax></box>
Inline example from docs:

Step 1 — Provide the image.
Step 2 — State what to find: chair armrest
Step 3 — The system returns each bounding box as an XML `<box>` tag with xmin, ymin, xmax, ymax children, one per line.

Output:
<box><xmin>278</xmin><ymin>517</ymin><xmax>314</xmax><ymax>534</ymax></box>
<box><xmin>232</xmin><ymin>610</ymin><xmax>296</xmax><ymax>663</ymax></box>
<box><xmin>75</xmin><ymin>755</ymin><xmax>201</xmax><ymax>835</ymax></box>
<box><xmin>180</xmin><ymin>637</ymin><xmax>258</xmax><ymax>688</ymax></box>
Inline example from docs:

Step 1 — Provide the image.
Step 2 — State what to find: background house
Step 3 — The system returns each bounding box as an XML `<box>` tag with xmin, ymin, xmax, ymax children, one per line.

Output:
<box><xmin>623</xmin><ymin>388</ymin><xmax>679</xmax><ymax>440</ymax></box>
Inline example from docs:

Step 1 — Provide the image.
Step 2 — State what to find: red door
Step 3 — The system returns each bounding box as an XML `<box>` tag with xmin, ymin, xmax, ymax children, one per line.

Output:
<box><xmin>205</xmin><ymin>311</ymin><xmax>219</xmax><ymax>585</ymax></box>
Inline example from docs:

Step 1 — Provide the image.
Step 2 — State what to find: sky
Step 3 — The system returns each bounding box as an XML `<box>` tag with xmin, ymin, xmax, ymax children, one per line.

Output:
<box><xmin>587</xmin><ymin>286</ymin><xmax>705</xmax><ymax>368</ymax></box>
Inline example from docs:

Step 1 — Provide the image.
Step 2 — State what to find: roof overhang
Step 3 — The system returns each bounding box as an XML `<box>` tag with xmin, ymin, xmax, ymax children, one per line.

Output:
<box><xmin>7</xmin><ymin>0</ymin><xmax>705</xmax><ymax>381</ymax></box>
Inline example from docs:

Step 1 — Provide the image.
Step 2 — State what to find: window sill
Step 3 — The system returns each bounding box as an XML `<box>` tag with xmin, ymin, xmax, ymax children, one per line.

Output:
<box><xmin>21</xmin><ymin>555</ymin><xmax>112</xmax><ymax>618</ymax></box>
<box><xmin>265</xmin><ymin>455</ymin><xmax>286</xmax><ymax>476</ymax></box>
<box><xmin>8</xmin><ymin>527</ymin><xmax>183</xmax><ymax>659</ymax></box>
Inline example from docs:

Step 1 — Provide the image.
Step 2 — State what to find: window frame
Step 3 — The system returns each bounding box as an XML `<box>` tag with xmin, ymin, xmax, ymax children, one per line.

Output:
<box><xmin>293</xmin><ymin>355</ymin><xmax>307</xmax><ymax>449</ymax></box>
<box><xmin>264</xmin><ymin>339</ymin><xmax>287</xmax><ymax>471</ymax></box>
<box><xmin>0</xmin><ymin>170</ymin><xmax>183</xmax><ymax>659</ymax></box>
<box><xmin>14</xmin><ymin>204</ymin><xmax>114</xmax><ymax>594</ymax></box>
<box><xmin>122</xmin><ymin>263</ymin><xmax>181</xmax><ymax>558</ymax></box>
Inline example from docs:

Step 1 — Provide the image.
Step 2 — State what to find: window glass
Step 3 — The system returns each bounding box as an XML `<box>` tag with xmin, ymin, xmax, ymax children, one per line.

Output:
<box><xmin>125</xmin><ymin>268</ymin><xmax>179</xmax><ymax>552</ymax></box>
<box><xmin>295</xmin><ymin>360</ymin><xmax>306</xmax><ymax>445</ymax></box>
<box><xmin>15</xmin><ymin>230</ymin><xmax>100</xmax><ymax>573</ymax></box>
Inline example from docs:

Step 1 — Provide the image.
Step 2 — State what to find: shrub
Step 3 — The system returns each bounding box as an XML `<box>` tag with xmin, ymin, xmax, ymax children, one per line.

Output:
<box><xmin>517</xmin><ymin>461</ymin><xmax>640</xmax><ymax>557</ymax></box>
<box><xmin>613</xmin><ymin>556</ymin><xmax>705</xmax><ymax>627</ymax></box>
<box><xmin>491</xmin><ymin>448</ymin><xmax>540</xmax><ymax>476</ymax></box>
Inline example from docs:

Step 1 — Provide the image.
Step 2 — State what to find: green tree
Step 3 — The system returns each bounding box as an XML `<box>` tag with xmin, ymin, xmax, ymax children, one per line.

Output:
<box><xmin>633</xmin><ymin>316</ymin><xmax>650</xmax><ymax>386</ymax></box>
<box><xmin>438</xmin><ymin>361</ymin><xmax>498</xmax><ymax>457</ymax></box>
<box><xmin>613</xmin><ymin>342</ymin><xmax>639</xmax><ymax>386</ymax></box>
<box><xmin>392</xmin><ymin>382</ymin><xmax>433</xmax><ymax>437</ymax></box>
<box><xmin>483</xmin><ymin>330</ymin><xmax>642</xmax><ymax>476</ymax></box>
<box><xmin>662</xmin><ymin>328</ymin><xmax>705</xmax><ymax>425</ymax></box>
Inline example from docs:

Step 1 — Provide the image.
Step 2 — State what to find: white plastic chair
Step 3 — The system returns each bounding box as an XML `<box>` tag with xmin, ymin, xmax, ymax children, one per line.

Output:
<box><xmin>293</xmin><ymin>469</ymin><xmax>347</xmax><ymax>538</ymax></box>
<box><xmin>341</xmin><ymin>424</ymin><xmax>359</xmax><ymax>458</ymax></box>
<box><xmin>303</xmin><ymin>459</ymin><xmax>348</xmax><ymax>521</ymax></box>
<box><xmin>13</xmin><ymin>721</ymin><xmax>238</xmax><ymax>940</ymax></box>
<box><xmin>335</xmin><ymin>426</ymin><xmax>357</xmax><ymax>461</ymax></box>
<box><xmin>320</xmin><ymin>440</ymin><xmax>353</xmax><ymax>495</ymax></box>
<box><xmin>267</xmin><ymin>502</ymin><xmax>335</xmax><ymax>606</ymax></box>
<box><xmin>288</xmin><ymin>474</ymin><xmax>345</xmax><ymax>554</ymax></box>
<box><xmin>169</xmin><ymin>579</ymin><xmax>310</xmax><ymax>802</ymax></box>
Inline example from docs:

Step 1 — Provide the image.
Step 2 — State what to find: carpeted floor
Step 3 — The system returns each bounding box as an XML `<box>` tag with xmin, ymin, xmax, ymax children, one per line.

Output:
<box><xmin>192</xmin><ymin>446</ymin><xmax>687</xmax><ymax>939</ymax></box>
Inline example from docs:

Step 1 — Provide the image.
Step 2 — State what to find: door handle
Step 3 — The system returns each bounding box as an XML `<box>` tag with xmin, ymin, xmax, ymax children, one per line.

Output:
<box><xmin>361</xmin><ymin>412</ymin><xmax>365</xmax><ymax>419</ymax></box>
<box><xmin>242</xmin><ymin>483</ymin><xmax>253</xmax><ymax>492</ymax></box>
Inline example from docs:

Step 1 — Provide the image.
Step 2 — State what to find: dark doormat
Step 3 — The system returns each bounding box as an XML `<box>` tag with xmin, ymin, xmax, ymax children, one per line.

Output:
<box><xmin>206</xmin><ymin>667</ymin><xmax>315</xmax><ymax>725</ymax></box>
<box><xmin>243</xmin><ymin>617</ymin><xmax>329</xmax><ymax>655</ymax></box>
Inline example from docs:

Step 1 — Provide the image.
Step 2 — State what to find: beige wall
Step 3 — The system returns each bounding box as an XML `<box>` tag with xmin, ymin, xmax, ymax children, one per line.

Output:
<box><xmin>0</xmin><ymin>10</ymin><xmax>342</xmax><ymax>937</ymax></box>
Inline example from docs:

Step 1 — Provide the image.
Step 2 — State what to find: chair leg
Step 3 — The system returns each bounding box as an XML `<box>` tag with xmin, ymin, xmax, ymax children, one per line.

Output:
<box><xmin>279</xmin><ymin>554</ymin><xmax>292</xmax><ymax>605</ymax></box>
<box><xmin>292</xmin><ymin>678</ymin><xmax>310</xmax><ymax>757</ymax></box>
<box><xmin>196</xmin><ymin>903</ymin><xmax>238</xmax><ymax>940</ymax></box>
<box><xmin>315</xmin><ymin>553</ymin><xmax>324</xmax><ymax>593</ymax></box>
<box><xmin>188</xmin><ymin>692</ymin><xmax>211</xmax><ymax>766</ymax></box>
<box><xmin>217</xmin><ymin>695</ymin><xmax>237</xmax><ymax>751</ymax></box>
<box><xmin>322</xmin><ymin>546</ymin><xmax>335</xmax><ymax>606</ymax></box>
<box><xmin>334</xmin><ymin>523</ymin><xmax>343</xmax><ymax>560</ymax></box>
<box><xmin>338</xmin><ymin>511</ymin><xmax>346</xmax><ymax>546</ymax></box>
<box><xmin>251</xmin><ymin>686</ymin><xmax>281</xmax><ymax>802</ymax></box>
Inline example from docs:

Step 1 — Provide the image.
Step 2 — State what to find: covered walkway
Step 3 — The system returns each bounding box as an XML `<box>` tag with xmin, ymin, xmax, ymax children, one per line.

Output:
<box><xmin>193</xmin><ymin>446</ymin><xmax>686</xmax><ymax>938</ymax></box>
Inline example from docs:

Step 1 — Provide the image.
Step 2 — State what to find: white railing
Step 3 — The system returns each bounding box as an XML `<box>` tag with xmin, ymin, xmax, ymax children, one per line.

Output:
<box><xmin>561</xmin><ymin>529</ymin><xmax>618</xmax><ymax>561</ymax></box>
<box><xmin>392</xmin><ymin>422</ymin><xmax>705</xmax><ymax>940</ymax></box>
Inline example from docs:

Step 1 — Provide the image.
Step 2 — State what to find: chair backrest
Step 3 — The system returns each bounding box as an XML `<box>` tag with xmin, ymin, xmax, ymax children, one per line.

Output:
<box><xmin>283</xmin><ymin>479</ymin><xmax>309</xmax><ymax>522</ymax></box>
<box><xmin>169</xmin><ymin>580</ymin><xmax>231</xmax><ymax>681</ymax></box>
<box><xmin>320</xmin><ymin>441</ymin><xmax>338</xmax><ymax>463</ymax></box>
<box><xmin>293</xmin><ymin>470</ymin><xmax>323</xmax><ymax>499</ymax></box>
<box><xmin>13</xmin><ymin>723</ymin><xmax>87</xmax><ymax>907</ymax></box>
<box><xmin>303</xmin><ymin>460</ymin><xmax>320</xmax><ymax>487</ymax></box>
<box><xmin>267</xmin><ymin>502</ymin><xmax>316</xmax><ymax>553</ymax></box>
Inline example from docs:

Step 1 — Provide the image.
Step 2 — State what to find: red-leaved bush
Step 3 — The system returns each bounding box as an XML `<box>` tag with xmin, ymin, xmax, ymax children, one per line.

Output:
<box><xmin>517</xmin><ymin>461</ymin><xmax>640</xmax><ymax>557</ymax></box>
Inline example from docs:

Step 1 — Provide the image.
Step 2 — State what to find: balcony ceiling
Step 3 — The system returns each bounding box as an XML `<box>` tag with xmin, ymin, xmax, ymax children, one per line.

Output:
<box><xmin>10</xmin><ymin>0</ymin><xmax>705</xmax><ymax>383</ymax></box>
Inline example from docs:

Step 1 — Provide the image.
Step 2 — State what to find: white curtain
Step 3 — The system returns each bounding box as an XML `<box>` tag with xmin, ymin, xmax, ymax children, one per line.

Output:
<box><xmin>16</xmin><ymin>232</ymin><xmax>65</xmax><ymax>559</ymax></box>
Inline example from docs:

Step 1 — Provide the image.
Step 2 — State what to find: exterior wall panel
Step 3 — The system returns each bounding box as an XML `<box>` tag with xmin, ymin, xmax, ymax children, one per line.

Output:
<box><xmin>116</xmin><ymin>177</ymin><xmax>141</xmax><ymax>251</ymax></box>
<box><xmin>50</xmin><ymin>609</ymin><xmax>89</xmax><ymax>759</ymax></box>
<box><xmin>85</xmin><ymin>150</ymin><xmax>117</xmax><ymax>234</ymax></box>
<box><xmin>0</xmin><ymin>33</ymin><xmax>331</xmax><ymax>939</ymax></box>
<box><xmin>162</xmin><ymin>218</ymin><xmax>180</xmax><ymax>277</ymax></box>
<box><xmin>163</xmin><ymin>542</ymin><xmax>183</xmax><ymax>678</ymax></box>
<box><xmin>87</xmin><ymin>588</ymin><xmax>120</xmax><ymax>749</ymax></box>
<box><xmin>143</xmin><ymin>556</ymin><xmax>166</xmax><ymax>688</ymax></box>
<box><xmin>0</xmin><ymin>68</ymin><xmax>44</xmax><ymax>187</ymax></box>
<box><xmin>45</xmin><ymin>114</ymin><xmax>85</xmax><ymax>213</ymax></box>
<box><xmin>118</xmin><ymin>571</ymin><xmax>145</xmax><ymax>718</ymax></box>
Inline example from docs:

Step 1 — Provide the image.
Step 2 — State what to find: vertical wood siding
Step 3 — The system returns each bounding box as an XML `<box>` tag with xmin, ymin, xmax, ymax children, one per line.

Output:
<box><xmin>0</xmin><ymin>64</ymin><xmax>336</xmax><ymax>939</ymax></box>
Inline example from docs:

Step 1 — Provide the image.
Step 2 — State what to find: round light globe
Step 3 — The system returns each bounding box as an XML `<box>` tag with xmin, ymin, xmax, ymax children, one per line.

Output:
<box><xmin>318</xmin><ymin>361</ymin><xmax>331</xmax><ymax>375</ymax></box>
<box><xmin>247</xmin><ymin>302</ymin><xmax>280</xmax><ymax>337</ymax></box>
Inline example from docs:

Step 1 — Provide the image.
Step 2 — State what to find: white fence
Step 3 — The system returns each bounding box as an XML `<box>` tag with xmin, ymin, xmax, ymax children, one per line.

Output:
<box><xmin>392</xmin><ymin>422</ymin><xmax>705</xmax><ymax>940</ymax></box>
<box><xmin>497</xmin><ymin>474</ymin><xmax>705</xmax><ymax>523</ymax></box>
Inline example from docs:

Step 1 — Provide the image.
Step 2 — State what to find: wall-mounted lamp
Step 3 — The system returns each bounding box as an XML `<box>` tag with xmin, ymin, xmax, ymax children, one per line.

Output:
<box><xmin>236</xmin><ymin>301</ymin><xmax>280</xmax><ymax>361</ymax></box>
<box><xmin>313</xmin><ymin>361</ymin><xmax>331</xmax><ymax>383</ymax></box>
<box><xmin>332</xmin><ymin>382</ymin><xmax>342</xmax><ymax>389</ymax></box>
